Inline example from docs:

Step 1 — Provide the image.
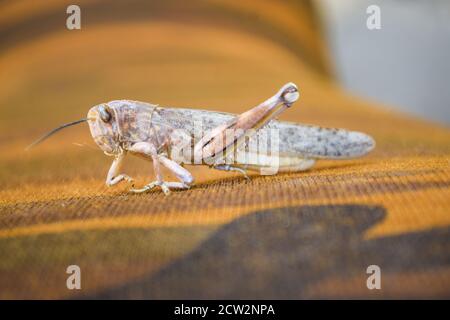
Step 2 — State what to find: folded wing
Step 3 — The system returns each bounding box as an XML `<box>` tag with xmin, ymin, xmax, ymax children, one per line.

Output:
<box><xmin>155</xmin><ymin>107</ymin><xmax>375</xmax><ymax>160</ymax></box>
<box><xmin>262</xmin><ymin>121</ymin><xmax>375</xmax><ymax>159</ymax></box>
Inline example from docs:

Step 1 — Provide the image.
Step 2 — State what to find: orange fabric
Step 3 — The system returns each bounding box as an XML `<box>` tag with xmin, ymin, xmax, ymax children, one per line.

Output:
<box><xmin>0</xmin><ymin>0</ymin><xmax>449</xmax><ymax>298</ymax></box>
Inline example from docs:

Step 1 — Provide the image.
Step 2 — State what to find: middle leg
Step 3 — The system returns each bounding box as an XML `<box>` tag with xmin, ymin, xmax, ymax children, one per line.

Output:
<box><xmin>127</xmin><ymin>141</ymin><xmax>194</xmax><ymax>194</ymax></box>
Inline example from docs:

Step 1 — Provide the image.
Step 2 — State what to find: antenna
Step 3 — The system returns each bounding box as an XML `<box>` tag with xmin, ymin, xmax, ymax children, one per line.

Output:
<box><xmin>25</xmin><ymin>119</ymin><xmax>87</xmax><ymax>151</ymax></box>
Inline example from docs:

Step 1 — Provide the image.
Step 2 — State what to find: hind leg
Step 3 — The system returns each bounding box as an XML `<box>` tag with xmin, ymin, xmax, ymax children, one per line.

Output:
<box><xmin>229</xmin><ymin>158</ymin><xmax>316</xmax><ymax>175</ymax></box>
<box><xmin>213</xmin><ymin>164</ymin><xmax>250</xmax><ymax>180</ymax></box>
<box><xmin>276</xmin><ymin>159</ymin><xmax>316</xmax><ymax>173</ymax></box>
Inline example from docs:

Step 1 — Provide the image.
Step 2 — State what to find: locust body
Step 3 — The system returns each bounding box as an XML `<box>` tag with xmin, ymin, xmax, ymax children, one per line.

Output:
<box><xmin>30</xmin><ymin>83</ymin><xmax>375</xmax><ymax>194</ymax></box>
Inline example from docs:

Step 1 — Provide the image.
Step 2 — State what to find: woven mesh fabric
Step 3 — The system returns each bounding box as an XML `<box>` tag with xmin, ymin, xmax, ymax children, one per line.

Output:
<box><xmin>0</xmin><ymin>0</ymin><xmax>449</xmax><ymax>298</ymax></box>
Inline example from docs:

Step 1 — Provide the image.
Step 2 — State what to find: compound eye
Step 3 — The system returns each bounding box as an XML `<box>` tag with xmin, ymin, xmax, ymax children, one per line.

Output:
<box><xmin>99</xmin><ymin>105</ymin><xmax>112</xmax><ymax>123</ymax></box>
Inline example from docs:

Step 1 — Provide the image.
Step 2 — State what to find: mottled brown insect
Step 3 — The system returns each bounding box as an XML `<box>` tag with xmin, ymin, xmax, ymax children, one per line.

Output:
<box><xmin>28</xmin><ymin>83</ymin><xmax>375</xmax><ymax>195</ymax></box>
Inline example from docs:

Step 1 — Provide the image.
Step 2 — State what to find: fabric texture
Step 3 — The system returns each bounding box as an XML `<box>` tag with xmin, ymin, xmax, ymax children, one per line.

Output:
<box><xmin>0</xmin><ymin>0</ymin><xmax>449</xmax><ymax>299</ymax></box>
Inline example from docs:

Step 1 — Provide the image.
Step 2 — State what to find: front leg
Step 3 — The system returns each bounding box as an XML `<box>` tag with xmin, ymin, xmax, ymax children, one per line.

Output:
<box><xmin>127</xmin><ymin>142</ymin><xmax>194</xmax><ymax>195</ymax></box>
<box><xmin>106</xmin><ymin>151</ymin><xmax>134</xmax><ymax>187</ymax></box>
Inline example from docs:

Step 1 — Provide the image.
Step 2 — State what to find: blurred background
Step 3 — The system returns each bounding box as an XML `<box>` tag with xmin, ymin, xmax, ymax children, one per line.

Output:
<box><xmin>318</xmin><ymin>0</ymin><xmax>450</xmax><ymax>125</ymax></box>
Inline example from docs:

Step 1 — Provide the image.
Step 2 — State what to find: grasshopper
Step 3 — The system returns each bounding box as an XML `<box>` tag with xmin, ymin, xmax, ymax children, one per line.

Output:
<box><xmin>28</xmin><ymin>83</ymin><xmax>375</xmax><ymax>194</ymax></box>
